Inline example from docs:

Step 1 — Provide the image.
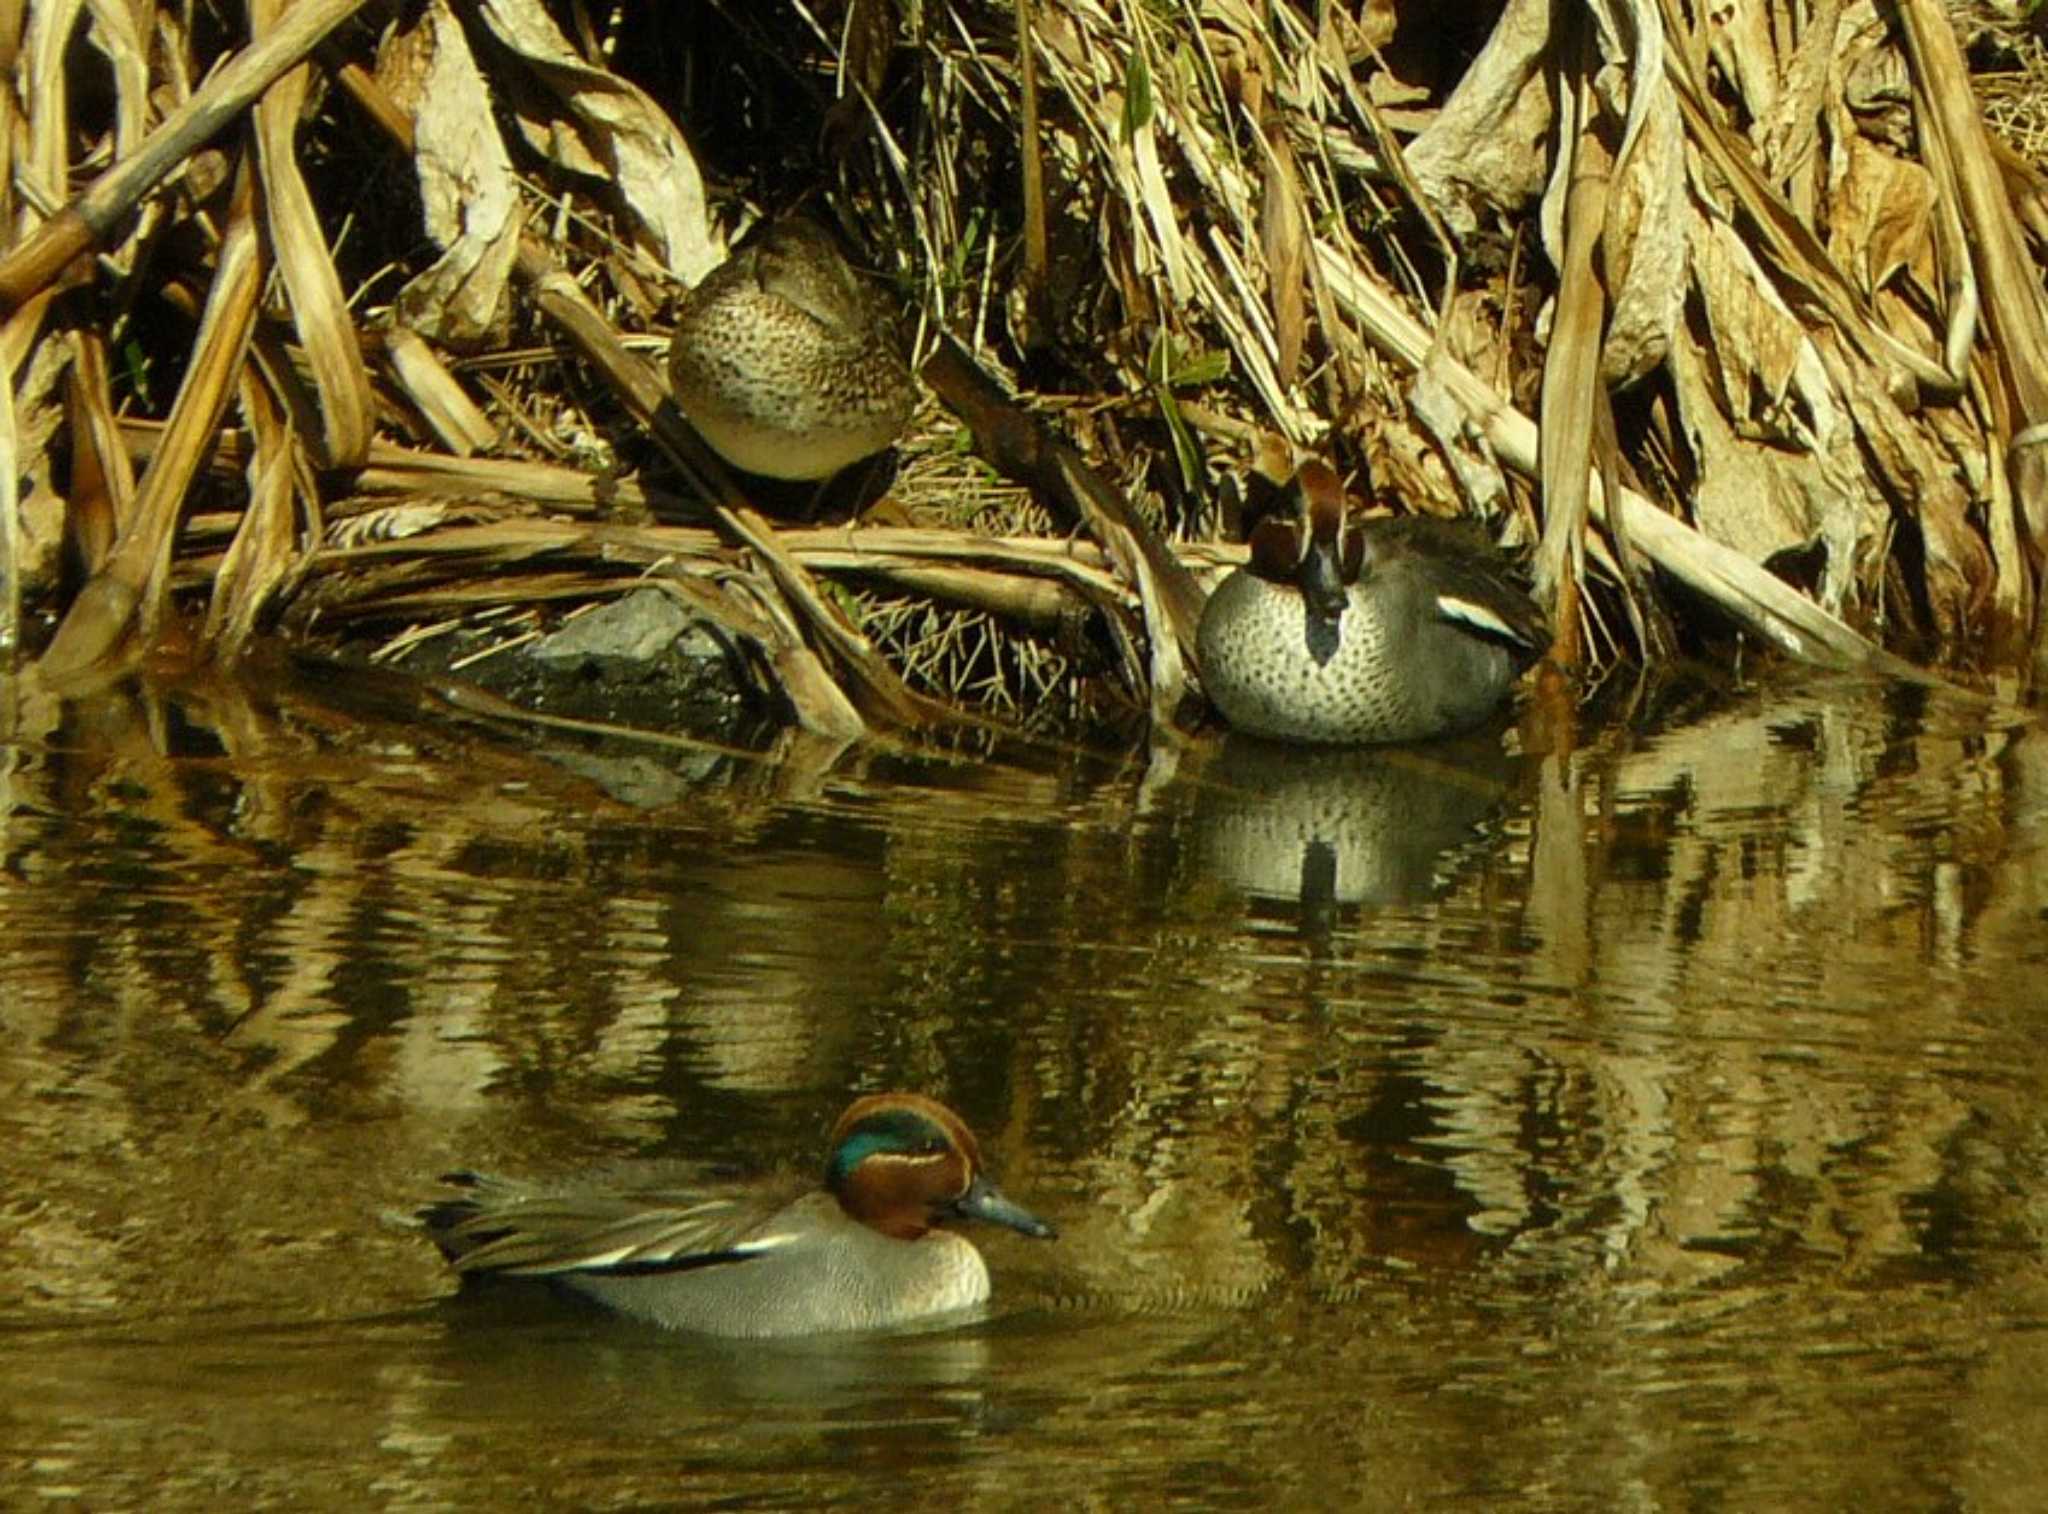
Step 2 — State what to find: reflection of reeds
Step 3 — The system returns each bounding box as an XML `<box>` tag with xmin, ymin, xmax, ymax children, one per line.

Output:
<box><xmin>6</xmin><ymin>3</ymin><xmax>2047</xmax><ymax>725</ymax></box>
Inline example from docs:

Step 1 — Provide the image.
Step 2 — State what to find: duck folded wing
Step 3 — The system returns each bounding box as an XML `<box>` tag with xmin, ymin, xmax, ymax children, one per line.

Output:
<box><xmin>1376</xmin><ymin>518</ymin><xmax>1549</xmax><ymax>658</ymax></box>
<box><xmin>424</xmin><ymin>1169</ymin><xmax>804</xmax><ymax>1277</ymax></box>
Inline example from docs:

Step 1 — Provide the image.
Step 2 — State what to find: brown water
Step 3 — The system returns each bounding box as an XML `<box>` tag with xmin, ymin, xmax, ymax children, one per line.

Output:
<box><xmin>2</xmin><ymin>665</ymin><xmax>2045</xmax><ymax>1509</ymax></box>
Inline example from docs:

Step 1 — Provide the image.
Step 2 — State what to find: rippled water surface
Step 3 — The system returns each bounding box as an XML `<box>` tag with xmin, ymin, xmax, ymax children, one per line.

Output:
<box><xmin>3</xmin><ymin>666</ymin><xmax>2045</xmax><ymax>1509</ymax></box>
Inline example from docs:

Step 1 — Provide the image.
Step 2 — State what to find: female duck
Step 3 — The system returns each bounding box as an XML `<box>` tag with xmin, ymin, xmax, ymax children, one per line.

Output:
<box><xmin>422</xmin><ymin>1093</ymin><xmax>1055</xmax><ymax>1338</ymax></box>
<box><xmin>1197</xmin><ymin>461</ymin><xmax>1548</xmax><ymax>745</ymax></box>
<box><xmin>668</xmin><ymin>218</ymin><xmax>915</xmax><ymax>481</ymax></box>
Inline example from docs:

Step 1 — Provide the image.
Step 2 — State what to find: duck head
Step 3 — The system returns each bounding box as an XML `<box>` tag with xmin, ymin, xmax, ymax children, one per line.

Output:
<box><xmin>1247</xmin><ymin>460</ymin><xmax>1366</xmax><ymax>665</ymax></box>
<box><xmin>749</xmin><ymin>217</ymin><xmax>891</xmax><ymax>340</ymax></box>
<box><xmin>825</xmin><ymin>1093</ymin><xmax>1058</xmax><ymax>1243</ymax></box>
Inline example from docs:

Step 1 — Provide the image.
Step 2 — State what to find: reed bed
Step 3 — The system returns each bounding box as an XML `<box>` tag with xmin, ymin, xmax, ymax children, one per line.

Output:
<box><xmin>3</xmin><ymin>0</ymin><xmax>2047</xmax><ymax>745</ymax></box>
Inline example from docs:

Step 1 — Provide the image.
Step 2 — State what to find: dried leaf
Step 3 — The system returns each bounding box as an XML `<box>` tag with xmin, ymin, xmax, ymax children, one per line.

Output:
<box><xmin>477</xmin><ymin>0</ymin><xmax>718</xmax><ymax>283</ymax></box>
<box><xmin>1406</xmin><ymin>0</ymin><xmax>1555</xmax><ymax>235</ymax></box>
<box><xmin>1670</xmin><ymin>324</ymin><xmax>1828</xmax><ymax>566</ymax></box>
<box><xmin>386</xmin><ymin>3</ymin><xmax>522</xmax><ymax>345</ymax></box>
<box><xmin>1702</xmin><ymin>0</ymin><xmax>1779</xmax><ymax>124</ymax></box>
<box><xmin>1596</xmin><ymin>79</ymin><xmax>1687</xmax><ymax>385</ymax></box>
<box><xmin>1828</xmin><ymin>139</ymin><xmax>1935</xmax><ymax>300</ymax></box>
<box><xmin>1689</xmin><ymin>214</ymin><xmax>1805</xmax><ymax>435</ymax></box>
<box><xmin>1260</xmin><ymin>122</ymin><xmax>1307</xmax><ymax>385</ymax></box>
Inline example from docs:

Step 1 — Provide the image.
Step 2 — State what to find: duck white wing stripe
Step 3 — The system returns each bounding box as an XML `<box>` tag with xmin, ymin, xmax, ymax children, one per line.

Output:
<box><xmin>1435</xmin><ymin>593</ymin><xmax>1523</xmax><ymax>643</ymax></box>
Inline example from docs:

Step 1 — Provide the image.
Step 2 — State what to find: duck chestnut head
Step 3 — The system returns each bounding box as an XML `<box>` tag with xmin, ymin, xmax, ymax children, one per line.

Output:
<box><xmin>826</xmin><ymin>1092</ymin><xmax>1056</xmax><ymax>1242</ymax></box>
<box><xmin>1245</xmin><ymin>460</ymin><xmax>1367</xmax><ymax>664</ymax></box>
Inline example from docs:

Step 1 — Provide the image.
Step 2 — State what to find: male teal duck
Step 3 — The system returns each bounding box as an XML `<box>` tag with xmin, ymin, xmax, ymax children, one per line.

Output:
<box><xmin>422</xmin><ymin>1093</ymin><xmax>1054</xmax><ymax>1338</ymax></box>
<box><xmin>1197</xmin><ymin>460</ymin><xmax>1548</xmax><ymax>745</ymax></box>
<box><xmin>668</xmin><ymin>218</ymin><xmax>915</xmax><ymax>480</ymax></box>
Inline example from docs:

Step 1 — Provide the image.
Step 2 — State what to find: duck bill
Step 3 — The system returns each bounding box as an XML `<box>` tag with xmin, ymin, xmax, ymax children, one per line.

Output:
<box><xmin>1296</xmin><ymin>537</ymin><xmax>1350</xmax><ymax>623</ymax></box>
<box><xmin>948</xmin><ymin>1174</ymin><xmax>1057</xmax><ymax>1239</ymax></box>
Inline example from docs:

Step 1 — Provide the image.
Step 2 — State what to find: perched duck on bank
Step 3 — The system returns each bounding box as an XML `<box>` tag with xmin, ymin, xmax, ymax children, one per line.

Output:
<box><xmin>1197</xmin><ymin>460</ymin><xmax>1548</xmax><ymax>745</ymax></box>
<box><xmin>421</xmin><ymin>1092</ymin><xmax>1055</xmax><ymax>1338</ymax></box>
<box><xmin>668</xmin><ymin>217</ymin><xmax>916</xmax><ymax>480</ymax></box>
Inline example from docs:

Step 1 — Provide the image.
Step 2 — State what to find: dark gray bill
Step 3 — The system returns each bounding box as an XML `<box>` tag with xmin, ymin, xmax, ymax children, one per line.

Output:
<box><xmin>948</xmin><ymin>1173</ymin><xmax>1057</xmax><ymax>1239</ymax></box>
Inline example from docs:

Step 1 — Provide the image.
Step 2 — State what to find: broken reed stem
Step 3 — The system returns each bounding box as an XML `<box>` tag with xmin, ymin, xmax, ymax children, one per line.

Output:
<box><xmin>1533</xmin><ymin>22</ymin><xmax>1607</xmax><ymax>671</ymax></box>
<box><xmin>305</xmin><ymin>516</ymin><xmax>1137</xmax><ymax>638</ymax></box>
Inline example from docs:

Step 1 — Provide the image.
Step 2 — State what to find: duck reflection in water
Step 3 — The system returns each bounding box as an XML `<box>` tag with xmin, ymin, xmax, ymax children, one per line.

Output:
<box><xmin>1186</xmin><ymin>730</ymin><xmax>1520</xmax><ymax>914</ymax></box>
<box><xmin>422</xmin><ymin>1093</ymin><xmax>1055</xmax><ymax>1338</ymax></box>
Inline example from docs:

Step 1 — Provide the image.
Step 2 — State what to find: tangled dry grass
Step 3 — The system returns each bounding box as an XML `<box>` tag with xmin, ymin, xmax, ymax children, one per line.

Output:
<box><xmin>3</xmin><ymin>0</ymin><xmax>2048</xmax><ymax>746</ymax></box>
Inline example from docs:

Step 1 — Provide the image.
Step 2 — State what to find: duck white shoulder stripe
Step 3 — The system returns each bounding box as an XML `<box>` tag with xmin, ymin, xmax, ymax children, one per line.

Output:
<box><xmin>505</xmin><ymin>1245</ymin><xmax>639</xmax><ymax>1275</ymax></box>
<box><xmin>503</xmin><ymin>1233</ymin><xmax>790</xmax><ymax>1275</ymax></box>
<box><xmin>1435</xmin><ymin>593</ymin><xmax>1526</xmax><ymax>643</ymax></box>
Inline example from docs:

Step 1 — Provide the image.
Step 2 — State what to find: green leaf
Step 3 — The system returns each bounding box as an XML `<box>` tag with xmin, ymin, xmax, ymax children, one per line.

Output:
<box><xmin>1159</xmin><ymin>385</ymin><xmax>1201</xmax><ymax>491</ymax></box>
<box><xmin>1170</xmin><ymin>349</ymin><xmax>1231</xmax><ymax>388</ymax></box>
<box><xmin>121</xmin><ymin>339</ymin><xmax>155</xmax><ymax>408</ymax></box>
<box><xmin>1121</xmin><ymin>50</ymin><xmax>1153</xmax><ymax>143</ymax></box>
<box><xmin>1146</xmin><ymin>328</ymin><xmax>1214</xmax><ymax>489</ymax></box>
<box><xmin>1145</xmin><ymin>328</ymin><xmax>1231</xmax><ymax>390</ymax></box>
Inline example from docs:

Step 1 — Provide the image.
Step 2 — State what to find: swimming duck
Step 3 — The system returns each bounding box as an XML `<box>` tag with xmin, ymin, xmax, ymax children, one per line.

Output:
<box><xmin>422</xmin><ymin>1092</ymin><xmax>1055</xmax><ymax>1337</ymax></box>
<box><xmin>1197</xmin><ymin>460</ymin><xmax>1548</xmax><ymax>745</ymax></box>
<box><xmin>668</xmin><ymin>218</ymin><xmax>916</xmax><ymax>480</ymax></box>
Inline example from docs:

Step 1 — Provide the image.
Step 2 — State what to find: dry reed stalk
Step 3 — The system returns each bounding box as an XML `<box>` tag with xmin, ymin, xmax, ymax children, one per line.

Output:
<box><xmin>249</xmin><ymin>0</ymin><xmax>373</xmax><ymax>471</ymax></box>
<box><xmin>381</xmin><ymin>329</ymin><xmax>500</xmax><ymax>457</ymax></box>
<box><xmin>921</xmin><ymin>333</ymin><xmax>1201</xmax><ymax>728</ymax></box>
<box><xmin>0</xmin><ymin>0</ymin><xmax>371</xmax><ymax>313</ymax></box>
<box><xmin>0</xmin><ymin>360</ymin><xmax>15</xmax><ymax>662</ymax></box>
<box><xmin>205</xmin><ymin>355</ymin><xmax>306</xmax><ymax>653</ymax></box>
<box><xmin>64</xmin><ymin>329</ymin><xmax>135</xmax><ymax>575</ymax></box>
<box><xmin>42</xmin><ymin>162</ymin><xmax>265</xmax><ymax>679</ymax></box>
<box><xmin>115</xmin><ymin>418</ymin><xmax>690</xmax><ymax>519</ymax></box>
<box><xmin>830</xmin><ymin>563</ymin><xmax>1079</xmax><ymax>630</ymax></box>
<box><xmin>1533</xmin><ymin>13</ymin><xmax>1611</xmax><ymax>672</ymax></box>
<box><xmin>1013</xmin><ymin>0</ymin><xmax>1053</xmax><ymax>347</ymax></box>
<box><xmin>1898</xmin><ymin>0</ymin><xmax>2048</xmax><ymax>669</ymax></box>
<box><xmin>311</xmin><ymin>570</ymin><xmax>661</xmax><ymax>621</ymax></box>
<box><xmin>1</xmin><ymin>0</ymin><xmax>23</xmax><ymax>656</ymax></box>
<box><xmin>0</xmin><ymin>2</ymin><xmax>18</xmax><ymax>242</ymax></box>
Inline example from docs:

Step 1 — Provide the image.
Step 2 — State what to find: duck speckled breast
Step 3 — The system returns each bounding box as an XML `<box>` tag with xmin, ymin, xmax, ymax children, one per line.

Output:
<box><xmin>1198</xmin><ymin>573</ymin><xmax>1514</xmax><ymax>745</ymax></box>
